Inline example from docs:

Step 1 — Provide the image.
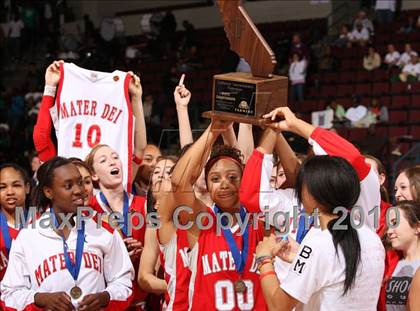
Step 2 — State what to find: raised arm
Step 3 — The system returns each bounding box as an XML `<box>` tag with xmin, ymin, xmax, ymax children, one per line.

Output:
<box><xmin>175</xmin><ymin>74</ymin><xmax>194</xmax><ymax>148</ymax></box>
<box><xmin>159</xmin><ymin>123</ymin><xmax>218</xmax><ymax>229</ymax></box>
<box><xmin>171</xmin><ymin>122</ymin><xmax>221</xmax><ymax>188</ymax></box>
<box><xmin>159</xmin><ymin>120</ymin><xmax>230</xmax><ymax>246</ymax></box>
<box><xmin>240</xmin><ymin>128</ymin><xmax>295</xmax><ymax>220</ymax></box>
<box><xmin>33</xmin><ymin>60</ymin><xmax>63</xmax><ymax>162</ymax></box>
<box><xmin>240</xmin><ymin>128</ymin><xmax>277</xmax><ymax>213</ymax></box>
<box><xmin>238</xmin><ymin>123</ymin><xmax>254</xmax><ymax>162</ymax></box>
<box><xmin>265</xmin><ymin>107</ymin><xmax>369</xmax><ymax>175</ymax></box>
<box><xmin>221</xmin><ymin>123</ymin><xmax>255</xmax><ymax>162</ymax></box>
<box><xmin>128</xmin><ymin>72</ymin><xmax>147</xmax><ymax>181</ymax></box>
<box><xmin>264</xmin><ymin>107</ymin><xmax>380</xmax><ymax>229</ymax></box>
<box><xmin>221</xmin><ymin>124</ymin><xmax>238</xmax><ymax>147</ymax></box>
<box><xmin>275</xmin><ymin>133</ymin><xmax>300</xmax><ymax>188</ymax></box>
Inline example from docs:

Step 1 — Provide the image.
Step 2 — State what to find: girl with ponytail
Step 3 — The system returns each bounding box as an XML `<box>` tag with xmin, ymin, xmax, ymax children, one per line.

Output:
<box><xmin>255</xmin><ymin>155</ymin><xmax>385</xmax><ymax>310</ymax></box>
<box><xmin>253</xmin><ymin>107</ymin><xmax>385</xmax><ymax>311</ymax></box>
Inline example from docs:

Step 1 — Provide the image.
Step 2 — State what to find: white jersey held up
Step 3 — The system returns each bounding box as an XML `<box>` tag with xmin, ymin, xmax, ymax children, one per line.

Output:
<box><xmin>50</xmin><ymin>63</ymin><xmax>134</xmax><ymax>190</ymax></box>
<box><xmin>0</xmin><ymin>214</ymin><xmax>134</xmax><ymax>311</ymax></box>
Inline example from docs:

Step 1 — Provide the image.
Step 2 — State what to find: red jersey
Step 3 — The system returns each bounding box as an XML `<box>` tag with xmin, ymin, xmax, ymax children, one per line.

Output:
<box><xmin>90</xmin><ymin>192</ymin><xmax>147</xmax><ymax>309</ymax></box>
<box><xmin>158</xmin><ymin>229</ymin><xmax>191</xmax><ymax>311</ymax></box>
<box><xmin>189</xmin><ymin>211</ymin><xmax>267</xmax><ymax>311</ymax></box>
<box><xmin>0</xmin><ymin>225</ymin><xmax>19</xmax><ymax>282</ymax></box>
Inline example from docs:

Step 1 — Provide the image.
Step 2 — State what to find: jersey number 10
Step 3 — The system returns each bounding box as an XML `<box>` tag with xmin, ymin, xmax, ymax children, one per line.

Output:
<box><xmin>72</xmin><ymin>123</ymin><xmax>102</xmax><ymax>148</ymax></box>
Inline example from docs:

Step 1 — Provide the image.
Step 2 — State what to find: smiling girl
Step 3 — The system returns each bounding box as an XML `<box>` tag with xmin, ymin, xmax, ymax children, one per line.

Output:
<box><xmin>158</xmin><ymin>120</ymin><xmax>268</xmax><ymax>310</ymax></box>
<box><xmin>0</xmin><ymin>157</ymin><xmax>134</xmax><ymax>311</ymax></box>
<box><xmin>0</xmin><ymin>163</ymin><xmax>31</xmax><ymax>282</ymax></box>
<box><xmin>394</xmin><ymin>166</ymin><xmax>420</xmax><ymax>202</ymax></box>
<box><xmin>379</xmin><ymin>201</ymin><xmax>420</xmax><ymax>311</ymax></box>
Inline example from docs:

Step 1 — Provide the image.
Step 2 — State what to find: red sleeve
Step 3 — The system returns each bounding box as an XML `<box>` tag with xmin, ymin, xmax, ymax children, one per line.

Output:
<box><xmin>376</xmin><ymin>200</ymin><xmax>392</xmax><ymax>237</ymax></box>
<box><xmin>0</xmin><ymin>300</ymin><xmax>42</xmax><ymax>311</ymax></box>
<box><xmin>309</xmin><ymin>128</ymin><xmax>370</xmax><ymax>180</ymax></box>
<box><xmin>104</xmin><ymin>292</ymin><xmax>134</xmax><ymax>311</ymax></box>
<box><xmin>130</xmin><ymin>196</ymin><xmax>146</xmax><ymax>243</ymax></box>
<box><xmin>239</xmin><ymin>149</ymin><xmax>264</xmax><ymax>213</ymax></box>
<box><xmin>33</xmin><ymin>96</ymin><xmax>56</xmax><ymax>162</ymax></box>
<box><xmin>377</xmin><ymin>250</ymin><xmax>402</xmax><ymax>311</ymax></box>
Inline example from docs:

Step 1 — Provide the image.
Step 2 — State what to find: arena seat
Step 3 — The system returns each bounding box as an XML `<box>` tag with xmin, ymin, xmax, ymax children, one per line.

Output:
<box><xmin>392</xmin><ymin>95</ymin><xmax>410</xmax><ymax>109</ymax></box>
<box><xmin>320</xmin><ymin>85</ymin><xmax>337</xmax><ymax>97</ymax></box>
<box><xmin>356</xmin><ymin>71</ymin><xmax>372</xmax><ymax>82</ymax></box>
<box><xmin>372</xmin><ymin>69</ymin><xmax>389</xmax><ymax>82</ymax></box>
<box><xmin>408</xmin><ymin>110</ymin><xmax>420</xmax><ymax>123</ymax></box>
<box><xmin>336</xmin><ymin>84</ymin><xmax>353</xmax><ymax>97</ymax></box>
<box><xmin>390</xmin><ymin>82</ymin><xmax>408</xmax><ymax>94</ymax></box>
<box><xmin>354</xmin><ymin>83</ymin><xmax>371</xmax><ymax>96</ymax></box>
<box><xmin>372</xmin><ymin>82</ymin><xmax>389</xmax><ymax>96</ymax></box>
<box><xmin>389</xmin><ymin>110</ymin><xmax>407</xmax><ymax>123</ymax></box>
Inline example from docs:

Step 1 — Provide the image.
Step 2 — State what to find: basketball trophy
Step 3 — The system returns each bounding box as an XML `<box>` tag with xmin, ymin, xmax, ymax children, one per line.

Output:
<box><xmin>202</xmin><ymin>0</ymin><xmax>288</xmax><ymax>125</ymax></box>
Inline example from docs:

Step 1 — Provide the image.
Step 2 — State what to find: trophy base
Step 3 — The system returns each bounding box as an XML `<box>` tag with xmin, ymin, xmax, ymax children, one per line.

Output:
<box><xmin>202</xmin><ymin>110</ymin><xmax>271</xmax><ymax>126</ymax></box>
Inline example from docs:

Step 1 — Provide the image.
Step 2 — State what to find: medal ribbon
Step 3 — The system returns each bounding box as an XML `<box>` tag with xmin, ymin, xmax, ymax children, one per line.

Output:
<box><xmin>213</xmin><ymin>205</ymin><xmax>249</xmax><ymax>274</ymax></box>
<box><xmin>0</xmin><ymin>211</ymin><xmax>12</xmax><ymax>256</ymax></box>
<box><xmin>296</xmin><ymin>210</ymin><xmax>314</xmax><ymax>243</ymax></box>
<box><xmin>51</xmin><ymin>208</ymin><xmax>85</xmax><ymax>283</ymax></box>
<box><xmin>99</xmin><ymin>191</ymin><xmax>130</xmax><ymax>237</ymax></box>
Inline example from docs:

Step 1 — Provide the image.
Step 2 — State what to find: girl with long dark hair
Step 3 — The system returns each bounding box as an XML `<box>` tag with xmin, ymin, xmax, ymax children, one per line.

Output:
<box><xmin>251</xmin><ymin>107</ymin><xmax>385</xmax><ymax>310</ymax></box>
<box><xmin>255</xmin><ymin>155</ymin><xmax>385</xmax><ymax>310</ymax></box>
<box><xmin>138</xmin><ymin>156</ymin><xmax>180</xmax><ymax>309</ymax></box>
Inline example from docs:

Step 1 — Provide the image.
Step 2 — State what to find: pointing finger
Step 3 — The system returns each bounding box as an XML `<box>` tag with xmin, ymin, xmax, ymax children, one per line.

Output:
<box><xmin>178</xmin><ymin>74</ymin><xmax>185</xmax><ymax>86</ymax></box>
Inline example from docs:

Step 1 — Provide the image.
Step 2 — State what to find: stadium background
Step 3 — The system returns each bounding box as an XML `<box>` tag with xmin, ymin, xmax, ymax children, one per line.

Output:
<box><xmin>0</xmin><ymin>0</ymin><xmax>419</xmax><ymax>198</ymax></box>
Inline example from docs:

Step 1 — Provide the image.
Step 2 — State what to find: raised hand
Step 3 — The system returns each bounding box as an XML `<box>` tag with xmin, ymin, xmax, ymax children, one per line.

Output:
<box><xmin>45</xmin><ymin>60</ymin><xmax>64</xmax><ymax>87</ymax></box>
<box><xmin>263</xmin><ymin>107</ymin><xmax>299</xmax><ymax>132</ymax></box>
<box><xmin>210</xmin><ymin>119</ymin><xmax>233</xmax><ymax>133</ymax></box>
<box><xmin>174</xmin><ymin>74</ymin><xmax>191</xmax><ymax>108</ymax></box>
<box><xmin>128</xmin><ymin>71</ymin><xmax>142</xmax><ymax>99</ymax></box>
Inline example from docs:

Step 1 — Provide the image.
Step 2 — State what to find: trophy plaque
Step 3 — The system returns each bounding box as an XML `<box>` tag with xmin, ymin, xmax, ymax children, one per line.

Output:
<box><xmin>202</xmin><ymin>0</ymin><xmax>288</xmax><ymax>125</ymax></box>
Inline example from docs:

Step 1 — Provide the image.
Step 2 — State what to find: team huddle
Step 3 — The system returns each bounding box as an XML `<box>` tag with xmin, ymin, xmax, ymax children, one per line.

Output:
<box><xmin>0</xmin><ymin>61</ymin><xmax>419</xmax><ymax>311</ymax></box>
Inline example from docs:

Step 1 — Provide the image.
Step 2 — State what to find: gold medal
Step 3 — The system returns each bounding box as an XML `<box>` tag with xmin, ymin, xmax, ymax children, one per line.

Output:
<box><xmin>70</xmin><ymin>286</ymin><xmax>83</xmax><ymax>299</ymax></box>
<box><xmin>234</xmin><ymin>280</ymin><xmax>246</xmax><ymax>293</ymax></box>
